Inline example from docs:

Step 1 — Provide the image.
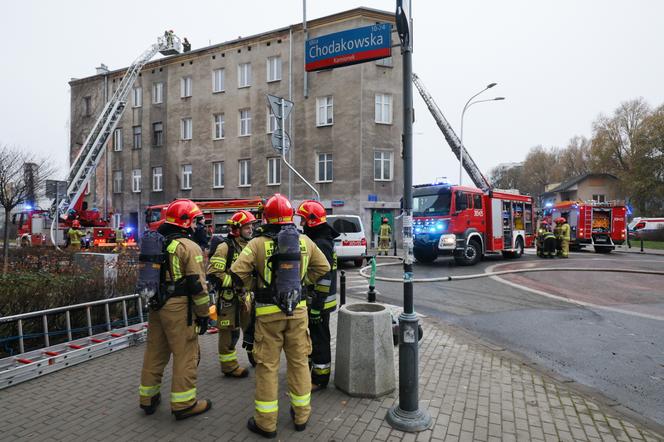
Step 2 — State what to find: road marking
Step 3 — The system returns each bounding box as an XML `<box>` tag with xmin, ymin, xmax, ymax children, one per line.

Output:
<box><xmin>347</xmin><ymin>284</ymin><xmax>369</xmax><ymax>289</ymax></box>
<box><xmin>486</xmin><ymin>263</ymin><xmax>664</xmax><ymax>322</ymax></box>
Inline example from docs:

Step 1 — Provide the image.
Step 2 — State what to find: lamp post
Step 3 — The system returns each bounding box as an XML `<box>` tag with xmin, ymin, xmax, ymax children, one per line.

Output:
<box><xmin>458</xmin><ymin>83</ymin><xmax>498</xmax><ymax>185</ymax></box>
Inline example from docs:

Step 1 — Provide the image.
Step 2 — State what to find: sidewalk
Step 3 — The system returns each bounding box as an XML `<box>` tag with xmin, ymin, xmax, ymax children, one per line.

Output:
<box><xmin>1</xmin><ymin>297</ymin><xmax>662</xmax><ymax>441</ymax></box>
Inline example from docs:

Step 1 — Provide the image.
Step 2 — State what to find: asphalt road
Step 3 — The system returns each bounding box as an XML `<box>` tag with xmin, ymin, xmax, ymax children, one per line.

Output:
<box><xmin>352</xmin><ymin>250</ymin><xmax>664</xmax><ymax>427</ymax></box>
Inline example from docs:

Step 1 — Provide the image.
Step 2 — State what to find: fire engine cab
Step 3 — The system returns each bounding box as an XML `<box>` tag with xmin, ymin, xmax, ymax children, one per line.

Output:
<box><xmin>413</xmin><ymin>183</ymin><xmax>534</xmax><ymax>265</ymax></box>
<box><xmin>544</xmin><ymin>201</ymin><xmax>627</xmax><ymax>253</ymax></box>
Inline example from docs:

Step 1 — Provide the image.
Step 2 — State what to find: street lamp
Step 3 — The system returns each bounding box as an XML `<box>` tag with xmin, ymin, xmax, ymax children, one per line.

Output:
<box><xmin>458</xmin><ymin>83</ymin><xmax>499</xmax><ymax>185</ymax></box>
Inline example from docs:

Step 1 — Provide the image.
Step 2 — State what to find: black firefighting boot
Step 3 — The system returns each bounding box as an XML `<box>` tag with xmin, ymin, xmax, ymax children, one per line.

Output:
<box><xmin>140</xmin><ymin>393</ymin><xmax>161</xmax><ymax>416</ymax></box>
<box><xmin>173</xmin><ymin>399</ymin><xmax>212</xmax><ymax>421</ymax></box>
<box><xmin>290</xmin><ymin>406</ymin><xmax>308</xmax><ymax>432</ymax></box>
<box><xmin>247</xmin><ymin>417</ymin><xmax>277</xmax><ymax>438</ymax></box>
<box><xmin>224</xmin><ymin>366</ymin><xmax>249</xmax><ymax>378</ymax></box>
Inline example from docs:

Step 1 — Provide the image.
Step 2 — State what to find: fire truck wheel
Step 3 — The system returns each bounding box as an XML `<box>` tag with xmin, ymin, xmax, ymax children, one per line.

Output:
<box><xmin>454</xmin><ymin>240</ymin><xmax>481</xmax><ymax>266</ymax></box>
<box><xmin>414</xmin><ymin>247</ymin><xmax>437</xmax><ymax>263</ymax></box>
<box><xmin>594</xmin><ymin>246</ymin><xmax>613</xmax><ymax>254</ymax></box>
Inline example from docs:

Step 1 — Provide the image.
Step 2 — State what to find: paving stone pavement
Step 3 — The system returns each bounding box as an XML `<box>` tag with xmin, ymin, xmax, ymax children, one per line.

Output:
<box><xmin>1</xmin><ymin>295</ymin><xmax>662</xmax><ymax>442</ymax></box>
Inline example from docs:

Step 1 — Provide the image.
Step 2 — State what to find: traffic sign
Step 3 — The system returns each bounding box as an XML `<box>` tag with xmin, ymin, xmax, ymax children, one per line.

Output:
<box><xmin>267</xmin><ymin>95</ymin><xmax>293</xmax><ymax>120</ymax></box>
<box><xmin>271</xmin><ymin>129</ymin><xmax>291</xmax><ymax>154</ymax></box>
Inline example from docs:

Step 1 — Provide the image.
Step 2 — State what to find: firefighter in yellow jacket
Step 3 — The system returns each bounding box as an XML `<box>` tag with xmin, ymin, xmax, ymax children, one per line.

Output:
<box><xmin>207</xmin><ymin>210</ymin><xmax>256</xmax><ymax>378</ymax></box>
<box><xmin>377</xmin><ymin>217</ymin><xmax>391</xmax><ymax>255</ymax></box>
<box><xmin>138</xmin><ymin>199</ymin><xmax>212</xmax><ymax>420</ymax></box>
<box><xmin>67</xmin><ymin>220</ymin><xmax>85</xmax><ymax>249</ymax></box>
<box><xmin>555</xmin><ymin>217</ymin><xmax>571</xmax><ymax>258</ymax></box>
<box><xmin>230</xmin><ymin>193</ymin><xmax>330</xmax><ymax>438</ymax></box>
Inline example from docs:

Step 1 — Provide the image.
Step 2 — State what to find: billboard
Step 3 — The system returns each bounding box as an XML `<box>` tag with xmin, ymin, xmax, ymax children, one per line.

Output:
<box><xmin>305</xmin><ymin>23</ymin><xmax>392</xmax><ymax>72</ymax></box>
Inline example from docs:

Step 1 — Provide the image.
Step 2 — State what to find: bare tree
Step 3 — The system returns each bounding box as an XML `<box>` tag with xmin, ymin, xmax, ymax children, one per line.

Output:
<box><xmin>0</xmin><ymin>145</ymin><xmax>55</xmax><ymax>273</ymax></box>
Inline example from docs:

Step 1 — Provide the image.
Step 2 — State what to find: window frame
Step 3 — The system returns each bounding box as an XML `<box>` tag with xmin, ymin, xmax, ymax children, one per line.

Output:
<box><xmin>131</xmin><ymin>169</ymin><xmax>141</xmax><ymax>193</ymax></box>
<box><xmin>267</xmin><ymin>108</ymin><xmax>278</xmax><ymax>134</ymax></box>
<box><xmin>181</xmin><ymin>118</ymin><xmax>192</xmax><ymax>140</ymax></box>
<box><xmin>212</xmin><ymin>68</ymin><xmax>225</xmax><ymax>93</ymax></box>
<box><xmin>181</xmin><ymin>164</ymin><xmax>192</xmax><ymax>190</ymax></box>
<box><xmin>238</xmin><ymin>63</ymin><xmax>252</xmax><ymax>88</ymax></box>
<box><xmin>212</xmin><ymin>161</ymin><xmax>225</xmax><ymax>189</ymax></box>
<box><xmin>266</xmin><ymin>56</ymin><xmax>282</xmax><ymax>82</ymax></box>
<box><xmin>373</xmin><ymin>150</ymin><xmax>394</xmax><ymax>181</ymax></box>
<box><xmin>375</xmin><ymin>93</ymin><xmax>393</xmax><ymax>124</ymax></box>
<box><xmin>316</xmin><ymin>96</ymin><xmax>334</xmax><ymax>127</ymax></box>
<box><xmin>152</xmin><ymin>82</ymin><xmax>164</xmax><ymax>104</ymax></box>
<box><xmin>316</xmin><ymin>153</ymin><xmax>333</xmax><ymax>183</ymax></box>
<box><xmin>132</xmin><ymin>125</ymin><xmax>142</xmax><ymax>149</ymax></box>
<box><xmin>239</xmin><ymin>109</ymin><xmax>252</xmax><ymax>136</ymax></box>
<box><xmin>152</xmin><ymin>166</ymin><xmax>163</xmax><ymax>192</ymax></box>
<box><xmin>112</xmin><ymin>170</ymin><xmax>123</xmax><ymax>194</ymax></box>
<box><xmin>113</xmin><ymin>128</ymin><xmax>123</xmax><ymax>151</ymax></box>
<box><xmin>180</xmin><ymin>76</ymin><xmax>192</xmax><ymax>98</ymax></box>
<box><xmin>267</xmin><ymin>157</ymin><xmax>281</xmax><ymax>186</ymax></box>
<box><xmin>238</xmin><ymin>159</ymin><xmax>251</xmax><ymax>187</ymax></box>
<box><xmin>132</xmin><ymin>87</ymin><xmax>142</xmax><ymax>108</ymax></box>
<box><xmin>152</xmin><ymin>122</ymin><xmax>163</xmax><ymax>147</ymax></box>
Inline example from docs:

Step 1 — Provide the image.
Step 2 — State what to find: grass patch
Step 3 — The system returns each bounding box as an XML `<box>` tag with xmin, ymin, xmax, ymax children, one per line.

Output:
<box><xmin>640</xmin><ymin>240</ymin><xmax>664</xmax><ymax>250</ymax></box>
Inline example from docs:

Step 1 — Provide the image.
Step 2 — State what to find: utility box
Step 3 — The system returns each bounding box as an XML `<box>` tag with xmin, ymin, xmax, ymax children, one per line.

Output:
<box><xmin>334</xmin><ymin>303</ymin><xmax>396</xmax><ymax>398</ymax></box>
<box><xmin>73</xmin><ymin>253</ymin><xmax>118</xmax><ymax>297</ymax></box>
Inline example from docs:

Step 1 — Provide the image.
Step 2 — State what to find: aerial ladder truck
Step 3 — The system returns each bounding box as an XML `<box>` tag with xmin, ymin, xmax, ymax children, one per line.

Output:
<box><xmin>409</xmin><ymin>73</ymin><xmax>535</xmax><ymax>265</ymax></box>
<box><xmin>47</xmin><ymin>34</ymin><xmax>182</xmax><ymax>249</ymax></box>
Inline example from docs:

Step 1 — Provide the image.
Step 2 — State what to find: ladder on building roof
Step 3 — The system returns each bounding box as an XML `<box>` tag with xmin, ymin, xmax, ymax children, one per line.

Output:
<box><xmin>412</xmin><ymin>73</ymin><xmax>492</xmax><ymax>193</ymax></box>
<box><xmin>53</xmin><ymin>35</ymin><xmax>181</xmax><ymax>244</ymax></box>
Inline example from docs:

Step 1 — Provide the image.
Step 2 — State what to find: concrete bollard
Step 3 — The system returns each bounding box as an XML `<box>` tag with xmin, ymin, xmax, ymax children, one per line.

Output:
<box><xmin>73</xmin><ymin>252</ymin><xmax>118</xmax><ymax>297</ymax></box>
<box><xmin>334</xmin><ymin>302</ymin><xmax>396</xmax><ymax>398</ymax></box>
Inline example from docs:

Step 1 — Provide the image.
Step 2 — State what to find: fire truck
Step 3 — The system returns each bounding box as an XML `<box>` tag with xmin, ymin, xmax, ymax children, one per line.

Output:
<box><xmin>145</xmin><ymin>198</ymin><xmax>264</xmax><ymax>233</ymax></box>
<box><xmin>543</xmin><ymin>200</ymin><xmax>627</xmax><ymax>253</ymax></box>
<box><xmin>411</xmin><ymin>74</ymin><xmax>535</xmax><ymax>265</ymax></box>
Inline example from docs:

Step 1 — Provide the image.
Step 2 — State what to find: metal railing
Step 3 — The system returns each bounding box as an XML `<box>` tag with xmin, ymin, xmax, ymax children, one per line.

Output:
<box><xmin>0</xmin><ymin>294</ymin><xmax>143</xmax><ymax>354</ymax></box>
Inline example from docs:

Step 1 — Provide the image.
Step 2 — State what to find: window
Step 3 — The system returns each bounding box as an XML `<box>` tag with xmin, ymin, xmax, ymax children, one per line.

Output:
<box><xmin>473</xmin><ymin>194</ymin><xmax>483</xmax><ymax>209</ymax></box>
<box><xmin>374</xmin><ymin>151</ymin><xmax>393</xmax><ymax>181</ymax></box>
<box><xmin>267</xmin><ymin>158</ymin><xmax>281</xmax><ymax>185</ymax></box>
<box><xmin>316</xmin><ymin>153</ymin><xmax>333</xmax><ymax>183</ymax></box>
<box><xmin>267</xmin><ymin>108</ymin><xmax>278</xmax><ymax>133</ymax></box>
<box><xmin>83</xmin><ymin>96</ymin><xmax>92</xmax><ymax>116</ymax></box>
<box><xmin>113</xmin><ymin>170</ymin><xmax>122</xmax><ymax>193</ymax></box>
<box><xmin>152</xmin><ymin>167</ymin><xmax>163</xmax><ymax>192</ymax></box>
<box><xmin>316</xmin><ymin>96</ymin><xmax>333</xmax><ymax>126</ymax></box>
<box><xmin>239</xmin><ymin>109</ymin><xmax>252</xmax><ymax>136</ymax></box>
<box><xmin>213</xmin><ymin>114</ymin><xmax>225</xmax><ymax>139</ymax></box>
<box><xmin>132</xmin><ymin>87</ymin><xmax>142</xmax><ymax>107</ymax></box>
<box><xmin>132</xmin><ymin>126</ymin><xmax>142</xmax><ymax>149</ymax></box>
<box><xmin>152</xmin><ymin>122</ymin><xmax>163</xmax><ymax>147</ymax></box>
<box><xmin>213</xmin><ymin>161</ymin><xmax>224</xmax><ymax>188</ymax></box>
<box><xmin>239</xmin><ymin>159</ymin><xmax>251</xmax><ymax>187</ymax></box>
<box><xmin>375</xmin><ymin>94</ymin><xmax>393</xmax><ymax>124</ymax></box>
<box><xmin>592</xmin><ymin>194</ymin><xmax>606</xmax><ymax>203</ymax></box>
<box><xmin>267</xmin><ymin>56</ymin><xmax>282</xmax><ymax>82</ymax></box>
<box><xmin>376</xmin><ymin>56</ymin><xmax>393</xmax><ymax>67</ymax></box>
<box><xmin>181</xmin><ymin>118</ymin><xmax>192</xmax><ymax>140</ymax></box>
<box><xmin>238</xmin><ymin>63</ymin><xmax>252</xmax><ymax>88</ymax></box>
<box><xmin>152</xmin><ymin>82</ymin><xmax>163</xmax><ymax>104</ymax></box>
<box><xmin>113</xmin><ymin>128</ymin><xmax>123</xmax><ymax>151</ymax></box>
<box><xmin>212</xmin><ymin>68</ymin><xmax>225</xmax><ymax>92</ymax></box>
<box><xmin>132</xmin><ymin>169</ymin><xmax>141</xmax><ymax>193</ymax></box>
<box><xmin>181</xmin><ymin>164</ymin><xmax>192</xmax><ymax>190</ymax></box>
<box><xmin>180</xmin><ymin>76</ymin><xmax>192</xmax><ymax>98</ymax></box>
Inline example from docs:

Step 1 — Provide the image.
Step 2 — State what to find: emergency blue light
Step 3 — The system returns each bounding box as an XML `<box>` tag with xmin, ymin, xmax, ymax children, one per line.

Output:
<box><xmin>436</xmin><ymin>223</ymin><xmax>444</xmax><ymax>231</ymax></box>
<box><xmin>626</xmin><ymin>205</ymin><xmax>633</xmax><ymax>215</ymax></box>
<box><xmin>125</xmin><ymin>227</ymin><xmax>132</xmax><ymax>233</ymax></box>
<box><xmin>429</xmin><ymin>227</ymin><xmax>436</xmax><ymax>233</ymax></box>
<box><xmin>545</xmin><ymin>202</ymin><xmax>553</xmax><ymax>208</ymax></box>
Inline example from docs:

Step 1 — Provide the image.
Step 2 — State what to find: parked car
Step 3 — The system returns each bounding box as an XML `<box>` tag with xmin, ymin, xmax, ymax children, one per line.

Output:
<box><xmin>327</xmin><ymin>215</ymin><xmax>367</xmax><ymax>267</ymax></box>
<box><xmin>628</xmin><ymin>217</ymin><xmax>664</xmax><ymax>241</ymax></box>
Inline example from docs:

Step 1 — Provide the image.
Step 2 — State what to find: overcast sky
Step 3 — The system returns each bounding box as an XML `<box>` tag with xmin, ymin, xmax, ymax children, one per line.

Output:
<box><xmin>2</xmin><ymin>0</ymin><xmax>663</xmax><ymax>186</ymax></box>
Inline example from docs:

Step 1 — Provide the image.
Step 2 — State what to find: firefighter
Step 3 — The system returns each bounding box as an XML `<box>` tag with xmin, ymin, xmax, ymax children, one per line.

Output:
<box><xmin>138</xmin><ymin>199</ymin><xmax>212</xmax><ymax>420</ymax></box>
<box><xmin>67</xmin><ymin>220</ymin><xmax>85</xmax><ymax>249</ymax></box>
<box><xmin>230</xmin><ymin>193</ymin><xmax>330</xmax><ymax>439</ymax></box>
<box><xmin>556</xmin><ymin>217</ymin><xmax>571</xmax><ymax>258</ymax></box>
<box><xmin>537</xmin><ymin>220</ymin><xmax>557</xmax><ymax>258</ymax></box>
<box><xmin>207</xmin><ymin>210</ymin><xmax>256</xmax><ymax>378</ymax></box>
<box><xmin>377</xmin><ymin>217</ymin><xmax>391</xmax><ymax>256</ymax></box>
<box><xmin>296</xmin><ymin>200</ymin><xmax>339</xmax><ymax>392</ymax></box>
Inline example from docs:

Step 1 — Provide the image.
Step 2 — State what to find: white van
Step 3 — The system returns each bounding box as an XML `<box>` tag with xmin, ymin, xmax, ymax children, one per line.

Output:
<box><xmin>628</xmin><ymin>217</ymin><xmax>664</xmax><ymax>241</ymax></box>
<box><xmin>327</xmin><ymin>215</ymin><xmax>367</xmax><ymax>267</ymax></box>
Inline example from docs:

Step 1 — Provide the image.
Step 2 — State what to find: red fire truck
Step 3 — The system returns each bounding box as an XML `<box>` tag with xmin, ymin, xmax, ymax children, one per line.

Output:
<box><xmin>413</xmin><ymin>184</ymin><xmax>534</xmax><ymax>265</ymax></box>
<box><xmin>543</xmin><ymin>201</ymin><xmax>627</xmax><ymax>253</ymax></box>
<box><xmin>145</xmin><ymin>198</ymin><xmax>264</xmax><ymax>233</ymax></box>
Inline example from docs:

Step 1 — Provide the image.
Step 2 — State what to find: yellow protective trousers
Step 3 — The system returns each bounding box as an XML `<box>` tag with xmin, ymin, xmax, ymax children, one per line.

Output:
<box><xmin>217</xmin><ymin>294</ymin><xmax>251</xmax><ymax>373</ymax></box>
<box><xmin>139</xmin><ymin>297</ymin><xmax>200</xmax><ymax>412</ymax></box>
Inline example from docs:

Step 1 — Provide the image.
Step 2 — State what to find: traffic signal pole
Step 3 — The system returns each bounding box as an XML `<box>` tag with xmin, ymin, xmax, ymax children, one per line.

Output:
<box><xmin>386</xmin><ymin>0</ymin><xmax>431</xmax><ymax>432</ymax></box>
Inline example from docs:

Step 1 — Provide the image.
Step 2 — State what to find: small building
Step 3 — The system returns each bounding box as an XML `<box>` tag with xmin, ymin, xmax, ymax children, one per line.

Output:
<box><xmin>541</xmin><ymin>173</ymin><xmax>621</xmax><ymax>206</ymax></box>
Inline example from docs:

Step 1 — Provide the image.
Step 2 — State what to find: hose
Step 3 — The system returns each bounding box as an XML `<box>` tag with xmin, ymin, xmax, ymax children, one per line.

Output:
<box><xmin>358</xmin><ymin>257</ymin><xmax>664</xmax><ymax>283</ymax></box>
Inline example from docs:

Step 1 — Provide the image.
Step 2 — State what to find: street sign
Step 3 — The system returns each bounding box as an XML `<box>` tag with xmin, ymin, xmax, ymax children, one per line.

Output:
<box><xmin>45</xmin><ymin>180</ymin><xmax>67</xmax><ymax>199</ymax></box>
<box><xmin>331</xmin><ymin>200</ymin><xmax>344</xmax><ymax>207</ymax></box>
<box><xmin>305</xmin><ymin>23</ymin><xmax>392</xmax><ymax>72</ymax></box>
<box><xmin>267</xmin><ymin>94</ymin><xmax>293</xmax><ymax>120</ymax></box>
<box><xmin>271</xmin><ymin>129</ymin><xmax>291</xmax><ymax>154</ymax></box>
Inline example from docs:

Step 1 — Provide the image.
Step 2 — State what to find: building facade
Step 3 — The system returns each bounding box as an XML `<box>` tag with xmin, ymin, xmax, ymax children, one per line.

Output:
<box><xmin>69</xmin><ymin>8</ymin><xmax>403</xmax><ymax>242</ymax></box>
<box><xmin>541</xmin><ymin>173</ymin><xmax>621</xmax><ymax>206</ymax></box>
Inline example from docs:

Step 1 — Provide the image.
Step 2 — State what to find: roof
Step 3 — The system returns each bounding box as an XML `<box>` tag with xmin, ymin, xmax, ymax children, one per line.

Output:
<box><xmin>541</xmin><ymin>173</ymin><xmax>618</xmax><ymax>197</ymax></box>
<box><xmin>69</xmin><ymin>7</ymin><xmax>394</xmax><ymax>86</ymax></box>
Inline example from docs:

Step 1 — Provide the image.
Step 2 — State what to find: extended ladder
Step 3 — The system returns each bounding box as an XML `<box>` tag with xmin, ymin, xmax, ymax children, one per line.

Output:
<box><xmin>53</xmin><ymin>35</ymin><xmax>181</xmax><ymax>240</ymax></box>
<box><xmin>412</xmin><ymin>73</ymin><xmax>492</xmax><ymax>192</ymax></box>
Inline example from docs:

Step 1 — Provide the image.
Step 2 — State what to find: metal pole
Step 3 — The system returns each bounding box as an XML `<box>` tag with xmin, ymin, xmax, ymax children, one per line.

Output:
<box><xmin>281</xmin><ymin>98</ymin><xmax>319</xmax><ymax>200</ymax></box>
<box><xmin>367</xmin><ymin>257</ymin><xmax>377</xmax><ymax>302</ymax></box>
<box><xmin>122</xmin><ymin>300</ymin><xmax>129</xmax><ymax>327</ymax></box>
<box><xmin>105</xmin><ymin>303</ymin><xmax>111</xmax><ymax>331</ymax></box>
<box><xmin>17</xmin><ymin>319</ymin><xmax>24</xmax><ymax>354</ymax></box>
<box><xmin>339</xmin><ymin>270</ymin><xmax>346</xmax><ymax>306</ymax></box>
<box><xmin>86</xmin><ymin>306</ymin><xmax>93</xmax><ymax>336</ymax></box>
<box><xmin>42</xmin><ymin>314</ymin><xmax>50</xmax><ymax>347</ymax></box>
<box><xmin>387</xmin><ymin>1</ymin><xmax>431</xmax><ymax>432</ymax></box>
<box><xmin>65</xmin><ymin>310</ymin><xmax>72</xmax><ymax>341</ymax></box>
<box><xmin>137</xmin><ymin>297</ymin><xmax>144</xmax><ymax>323</ymax></box>
<box><xmin>303</xmin><ymin>0</ymin><xmax>308</xmax><ymax>99</ymax></box>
